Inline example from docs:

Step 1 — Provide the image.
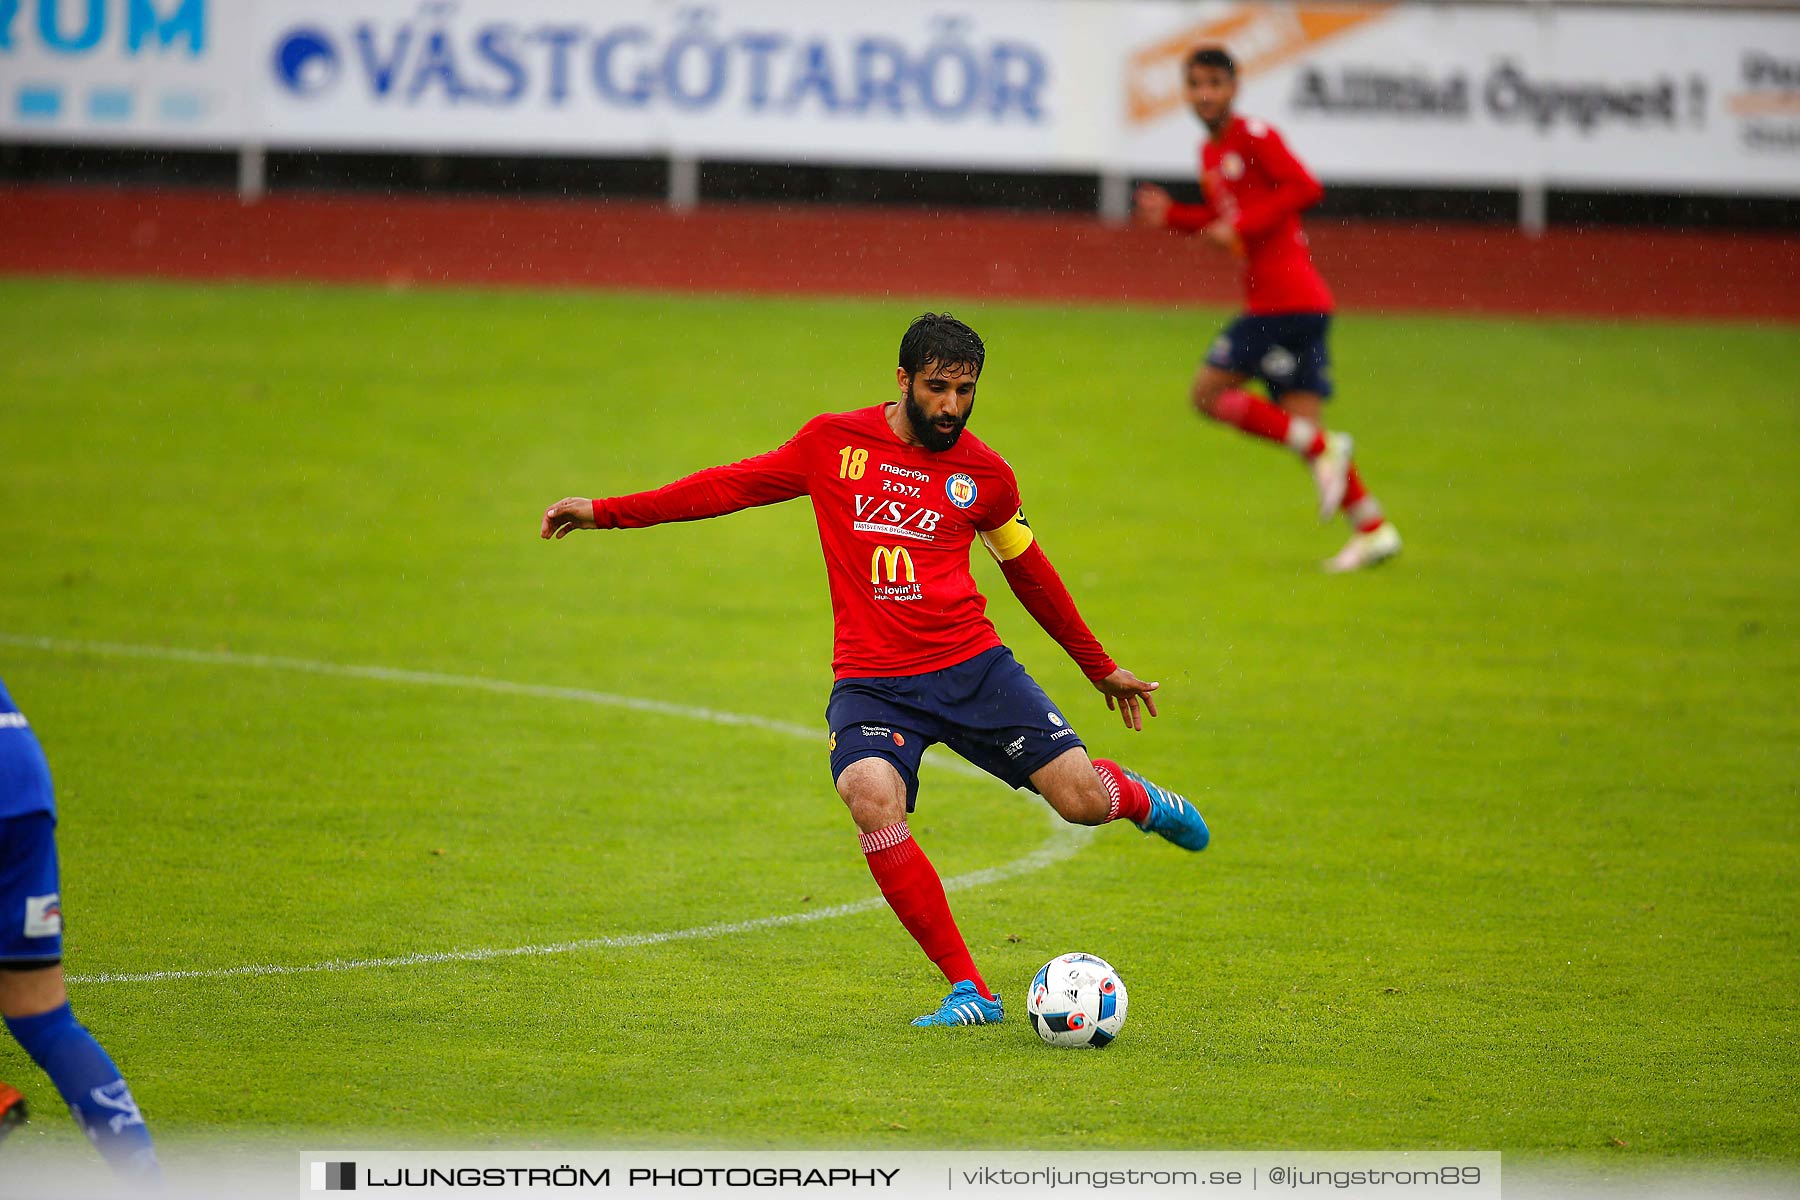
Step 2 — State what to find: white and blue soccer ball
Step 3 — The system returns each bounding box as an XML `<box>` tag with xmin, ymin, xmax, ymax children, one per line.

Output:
<box><xmin>1027</xmin><ymin>953</ymin><xmax>1127</xmax><ymax>1048</ymax></box>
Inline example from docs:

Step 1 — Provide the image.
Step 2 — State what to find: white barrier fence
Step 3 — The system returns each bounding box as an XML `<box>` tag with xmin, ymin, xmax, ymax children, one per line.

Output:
<box><xmin>3</xmin><ymin>0</ymin><xmax>1797</xmax><ymax>218</ymax></box>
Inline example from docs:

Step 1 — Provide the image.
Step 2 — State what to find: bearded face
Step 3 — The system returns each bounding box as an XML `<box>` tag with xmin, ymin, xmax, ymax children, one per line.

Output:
<box><xmin>901</xmin><ymin>362</ymin><xmax>977</xmax><ymax>452</ymax></box>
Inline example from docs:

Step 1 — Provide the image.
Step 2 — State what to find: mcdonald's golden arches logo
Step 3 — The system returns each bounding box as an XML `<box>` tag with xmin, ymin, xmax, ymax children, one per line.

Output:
<box><xmin>871</xmin><ymin>545</ymin><xmax>916</xmax><ymax>584</ymax></box>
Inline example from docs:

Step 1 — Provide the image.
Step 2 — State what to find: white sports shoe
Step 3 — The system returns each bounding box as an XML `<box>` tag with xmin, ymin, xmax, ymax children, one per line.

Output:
<box><xmin>1324</xmin><ymin>522</ymin><xmax>1402</xmax><ymax>573</ymax></box>
<box><xmin>1311</xmin><ymin>431</ymin><xmax>1354</xmax><ymax>521</ymax></box>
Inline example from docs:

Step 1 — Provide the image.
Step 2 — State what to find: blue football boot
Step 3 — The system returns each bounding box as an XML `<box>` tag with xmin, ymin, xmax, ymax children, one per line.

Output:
<box><xmin>1123</xmin><ymin>767</ymin><xmax>1210</xmax><ymax>851</ymax></box>
<box><xmin>911</xmin><ymin>980</ymin><xmax>1004</xmax><ymax>1027</ymax></box>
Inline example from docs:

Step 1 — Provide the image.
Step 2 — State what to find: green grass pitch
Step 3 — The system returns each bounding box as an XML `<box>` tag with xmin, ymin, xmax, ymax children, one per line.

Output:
<box><xmin>0</xmin><ymin>277</ymin><xmax>1795</xmax><ymax>1162</ymax></box>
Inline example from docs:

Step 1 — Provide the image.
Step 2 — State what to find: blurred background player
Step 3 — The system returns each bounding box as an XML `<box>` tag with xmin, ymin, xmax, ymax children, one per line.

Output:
<box><xmin>0</xmin><ymin>675</ymin><xmax>160</xmax><ymax>1183</ymax></box>
<box><xmin>1135</xmin><ymin>45</ymin><xmax>1401</xmax><ymax>572</ymax></box>
<box><xmin>541</xmin><ymin>313</ymin><xmax>1209</xmax><ymax>1028</ymax></box>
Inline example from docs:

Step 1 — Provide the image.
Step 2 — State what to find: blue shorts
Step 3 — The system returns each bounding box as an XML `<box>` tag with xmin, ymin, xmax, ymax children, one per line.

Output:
<box><xmin>0</xmin><ymin>812</ymin><xmax>63</xmax><ymax>968</ymax></box>
<box><xmin>826</xmin><ymin>647</ymin><xmax>1086</xmax><ymax>811</ymax></box>
<box><xmin>1205</xmin><ymin>312</ymin><xmax>1334</xmax><ymax>401</ymax></box>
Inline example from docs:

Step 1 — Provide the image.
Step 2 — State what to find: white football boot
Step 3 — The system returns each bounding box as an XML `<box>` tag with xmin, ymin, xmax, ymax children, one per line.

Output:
<box><xmin>1324</xmin><ymin>522</ymin><xmax>1403</xmax><ymax>573</ymax></box>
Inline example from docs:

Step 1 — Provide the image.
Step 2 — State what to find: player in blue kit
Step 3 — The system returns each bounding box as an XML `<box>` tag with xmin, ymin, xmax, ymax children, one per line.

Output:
<box><xmin>0</xmin><ymin>675</ymin><xmax>160</xmax><ymax>1181</ymax></box>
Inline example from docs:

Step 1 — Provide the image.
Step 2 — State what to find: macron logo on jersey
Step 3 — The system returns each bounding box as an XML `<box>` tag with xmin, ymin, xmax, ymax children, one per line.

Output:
<box><xmin>852</xmin><ymin>495</ymin><xmax>944</xmax><ymax>542</ymax></box>
<box><xmin>0</xmin><ymin>713</ymin><xmax>27</xmax><ymax>730</ymax></box>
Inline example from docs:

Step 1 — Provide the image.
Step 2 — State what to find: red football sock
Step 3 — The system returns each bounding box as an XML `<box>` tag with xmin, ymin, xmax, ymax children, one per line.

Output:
<box><xmin>1091</xmin><ymin>759</ymin><xmax>1151</xmax><ymax>825</ymax></box>
<box><xmin>861</xmin><ymin>822</ymin><xmax>992</xmax><ymax>1000</ymax></box>
<box><xmin>1211</xmin><ymin>388</ymin><xmax>1324</xmax><ymax>458</ymax></box>
<box><xmin>1342</xmin><ymin>465</ymin><xmax>1386</xmax><ymax>533</ymax></box>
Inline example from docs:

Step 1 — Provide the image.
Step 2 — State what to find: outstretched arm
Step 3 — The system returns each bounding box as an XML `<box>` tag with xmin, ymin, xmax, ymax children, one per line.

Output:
<box><xmin>1136</xmin><ymin>182</ymin><xmax>1221</xmax><ymax>233</ymax></box>
<box><xmin>1136</xmin><ymin>182</ymin><xmax>1240</xmax><ymax>256</ymax></box>
<box><xmin>542</xmin><ymin>496</ymin><xmax>599</xmax><ymax>538</ymax></box>
<box><xmin>982</xmin><ymin>512</ymin><xmax>1161</xmax><ymax>731</ymax></box>
<box><xmin>540</xmin><ymin>427</ymin><xmax>811</xmax><ymax>539</ymax></box>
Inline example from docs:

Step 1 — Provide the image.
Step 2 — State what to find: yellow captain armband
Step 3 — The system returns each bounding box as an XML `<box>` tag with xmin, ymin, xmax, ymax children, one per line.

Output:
<box><xmin>978</xmin><ymin>508</ymin><xmax>1036</xmax><ymax>563</ymax></box>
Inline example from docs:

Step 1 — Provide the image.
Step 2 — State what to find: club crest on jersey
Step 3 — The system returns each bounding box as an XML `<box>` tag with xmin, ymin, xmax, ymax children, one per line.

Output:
<box><xmin>945</xmin><ymin>473</ymin><xmax>978</xmax><ymax>509</ymax></box>
<box><xmin>1222</xmin><ymin>152</ymin><xmax>1245</xmax><ymax>180</ymax></box>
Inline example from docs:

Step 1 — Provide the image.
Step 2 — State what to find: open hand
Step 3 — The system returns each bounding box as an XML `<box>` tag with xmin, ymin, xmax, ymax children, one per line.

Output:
<box><xmin>540</xmin><ymin>497</ymin><xmax>596</xmax><ymax>539</ymax></box>
<box><xmin>1093</xmin><ymin>668</ymin><xmax>1160</xmax><ymax>732</ymax></box>
<box><xmin>1133</xmin><ymin>183</ymin><xmax>1173</xmax><ymax>228</ymax></box>
<box><xmin>1203</xmin><ymin>218</ymin><xmax>1242</xmax><ymax>255</ymax></box>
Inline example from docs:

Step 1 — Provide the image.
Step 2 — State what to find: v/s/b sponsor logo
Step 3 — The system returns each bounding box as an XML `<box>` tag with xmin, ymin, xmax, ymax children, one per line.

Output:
<box><xmin>853</xmin><ymin>495</ymin><xmax>943</xmax><ymax>542</ymax></box>
<box><xmin>268</xmin><ymin>10</ymin><xmax>1050</xmax><ymax>125</ymax></box>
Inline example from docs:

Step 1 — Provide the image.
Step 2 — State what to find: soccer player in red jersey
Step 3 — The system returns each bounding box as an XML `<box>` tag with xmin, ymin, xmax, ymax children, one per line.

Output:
<box><xmin>1135</xmin><ymin>45</ymin><xmax>1401</xmax><ymax>571</ymax></box>
<box><xmin>541</xmin><ymin>313</ymin><xmax>1209</xmax><ymax>1027</ymax></box>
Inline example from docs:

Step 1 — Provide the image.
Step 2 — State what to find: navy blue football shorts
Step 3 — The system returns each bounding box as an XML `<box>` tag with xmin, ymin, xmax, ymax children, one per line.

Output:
<box><xmin>1205</xmin><ymin>311</ymin><xmax>1334</xmax><ymax>401</ymax></box>
<box><xmin>0</xmin><ymin>812</ymin><xmax>63</xmax><ymax>968</ymax></box>
<box><xmin>826</xmin><ymin>646</ymin><xmax>1087</xmax><ymax>811</ymax></box>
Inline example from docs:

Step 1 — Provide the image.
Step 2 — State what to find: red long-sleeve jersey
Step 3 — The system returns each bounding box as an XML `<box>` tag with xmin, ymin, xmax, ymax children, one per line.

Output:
<box><xmin>590</xmin><ymin>404</ymin><xmax>1117</xmax><ymax>682</ymax></box>
<box><xmin>1163</xmin><ymin>114</ymin><xmax>1334</xmax><ymax>315</ymax></box>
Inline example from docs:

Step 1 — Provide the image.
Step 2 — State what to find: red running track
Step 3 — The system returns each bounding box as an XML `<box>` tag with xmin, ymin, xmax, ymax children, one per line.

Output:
<box><xmin>1</xmin><ymin>183</ymin><xmax>1794</xmax><ymax>322</ymax></box>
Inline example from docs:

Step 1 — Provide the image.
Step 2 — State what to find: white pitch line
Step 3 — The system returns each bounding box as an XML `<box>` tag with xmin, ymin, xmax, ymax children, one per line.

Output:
<box><xmin>64</xmin><ymin>840</ymin><xmax>1083</xmax><ymax>986</ymax></box>
<box><xmin>0</xmin><ymin>632</ymin><xmax>1091</xmax><ymax>986</ymax></box>
<box><xmin>0</xmin><ymin>632</ymin><xmax>991</xmax><ymax>777</ymax></box>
